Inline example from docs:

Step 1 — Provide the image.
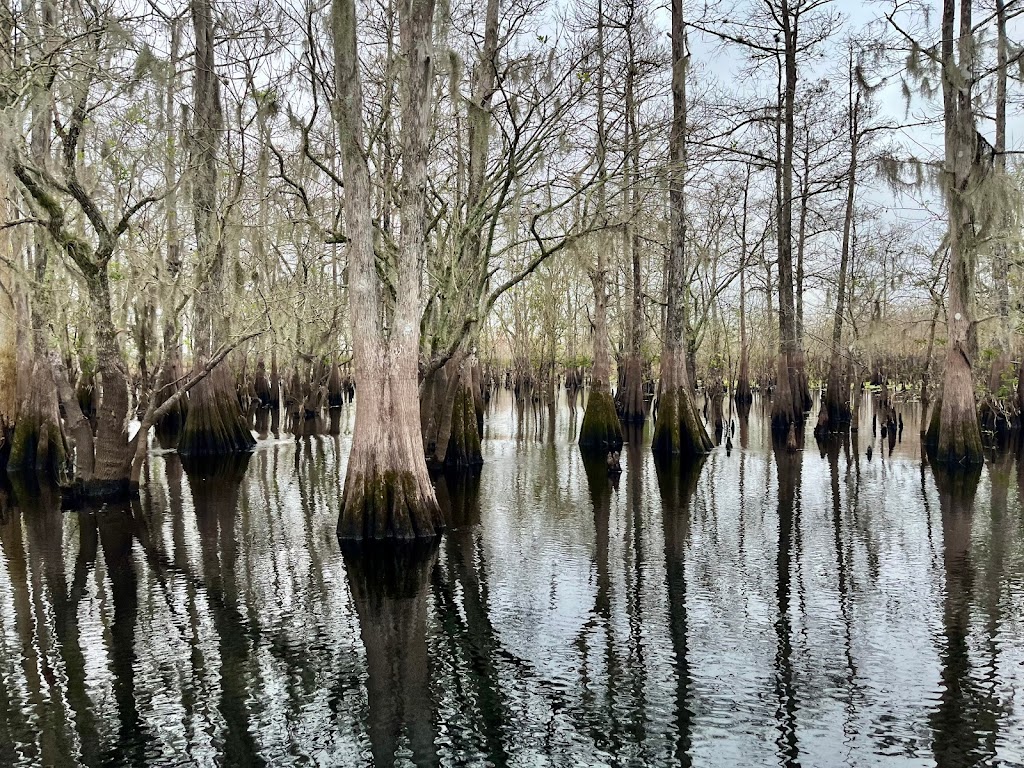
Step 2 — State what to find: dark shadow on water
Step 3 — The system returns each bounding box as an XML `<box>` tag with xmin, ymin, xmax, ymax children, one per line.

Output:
<box><xmin>771</xmin><ymin>441</ymin><xmax>801</xmax><ymax>768</ymax></box>
<box><xmin>434</xmin><ymin>467</ymin><xmax>483</xmax><ymax>530</ymax></box>
<box><xmin>927</xmin><ymin>460</ymin><xmax>1005</xmax><ymax>768</ymax></box>
<box><xmin>0</xmin><ymin>482</ymin><xmax>99</xmax><ymax>767</ymax></box>
<box><xmin>342</xmin><ymin>541</ymin><xmax>440</xmax><ymax>768</ymax></box>
<box><xmin>577</xmin><ymin>449</ymin><xmax>618</xmax><ymax>754</ymax></box>
<box><xmin>824</xmin><ymin>433</ymin><xmax>865</xmax><ymax>743</ymax></box>
<box><xmin>0</xmin><ymin>482</ymin><xmax>163</xmax><ymax>767</ymax></box>
<box><xmin>736</xmin><ymin>399</ymin><xmax>751</xmax><ymax>450</ymax></box>
<box><xmin>654</xmin><ymin>454</ymin><xmax>706</xmax><ymax>768</ymax></box>
<box><xmin>432</xmin><ymin>466</ymin><xmax>526</xmax><ymax>764</ymax></box>
<box><xmin>96</xmin><ymin>502</ymin><xmax>159</xmax><ymax>765</ymax></box>
<box><xmin>180</xmin><ymin>451</ymin><xmax>253</xmax><ymax>484</ymax></box>
<box><xmin>181</xmin><ymin>452</ymin><xmax>265</xmax><ymax>767</ymax></box>
<box><xmin>622</xmin><ymin>437</ymin><xmax>649</xmax><ymax>748</ymax></box>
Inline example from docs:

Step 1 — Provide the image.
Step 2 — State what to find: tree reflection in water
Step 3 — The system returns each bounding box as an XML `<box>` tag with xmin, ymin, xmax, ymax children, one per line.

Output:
<box><xmin>0</xmin><ymin>396</ymin><xmax>1022</xmax><ymax>766</ymax></box>
<box><xmin>343</xmin><ymin>541</ymin><xmax>439</xmax><ymax>768</ymax></box>
<box><xmin>655</xmin><ymin>453</ymin><xmax>706</xmax><ymax>768</ymax></box>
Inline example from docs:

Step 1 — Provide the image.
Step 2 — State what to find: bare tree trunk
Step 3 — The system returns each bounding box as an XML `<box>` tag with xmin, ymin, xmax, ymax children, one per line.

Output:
<box><xmin>984</xmin><ymin>0</ymin><xmax>1013</xmax><ymax>433</ymax></box>
<box><xmin>153</xmin><ymin>17</ymin><xmax>186</xmax><ymax>441</ymax></box>
<box><xmin>618</xmin><ymin>26</ymin><xmax>645</xmax><ymax>425</ymax></box>
<box><xmin>85</xmin><ymin>272</ymin><xmax>135</xmax><ymax>496</ymax></box>
<box><xmin>652</xmin><ymin>0</ymin><xmax>712</xmax><ymax>458</ymax></box>
<box><xmin>816</xmin><ymin>59</ymin><xmax>859</xmax><ymax>437</ymax></box>
<box><xmin>0</xmin><ymin>6</ymin><xmax>67</xmax><ymax>481</ymax></box>
<box><xmin>770</xmin><ymin>0</ymin><xmax>806</xmax><ymax>436</ymax></box>
<box><xmin>707</xmin><ymin>355</ymin><xmax>725</xmax><ymax>440</ymax></box>
<box><xmin>928</xmin><ymin>0</ymin><xmax>984</xmax><ymax>465</ymax></box>
<box><xmin>435</xmin><ymin>0</ymin><xmax>499</xmax><ymax>463</ymax></box>
<box><xmin>333</xmin><ymin>0</ymin><xmax>443</xmax><ymax>539</ymax></box>
<box><xmin>444</xmin><ymin>356</ymin><xmax>483</xmax><ymax>467</ymax></box>
<box><xmin>735</xmin><ymin>164</ymin><xmax>752</xmax><ymax>406</ymax></box>
<box><xmin>8</xmin><ymin>292</ymin><xmax>67</xmax><ymax>481</ymax></box>
<box><xmin>796</xmin><ymin>115</ymin><xmax>808</xmax><ymax>352</ymax></box>
<box><xmin>579</xmin><ymin>0</ymin><xmax>623</xmax><ymax>452</ymax></box>
<box><xmin>920</xmin><ymin>300</ymin><xmax>941</xmax><ymax>436</ymax></box>
<box><xmin>50</xmin><ymin>352</ymin><xmax>94</xmax><ymax>482</ymax></box>
<box><xmin>179</xmin><ymin>0</ymin><xmax>255</xmax><ymax>457</ymax></box>
<box><xmin>0</xmin><ymin>171</ymin><xmax>21</xmax><ymax>467</ymax></box>
<box><xmin>421</xmin><ymin>352</ymin><xmax>481</xmax><ymax>468</ymax></box>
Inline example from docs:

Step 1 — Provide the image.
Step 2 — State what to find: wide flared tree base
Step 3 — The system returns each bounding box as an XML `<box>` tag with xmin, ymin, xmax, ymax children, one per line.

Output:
<box><xmin>155</xmin><ymin>408</ymin><xmax>186</xmax><ymax>447</ymax></box>
<box><xmin>578</xmin><ymin>390</ymin><xmax>623</xmax><ymax>452</ymax></box>
<box><xmin>813</xmin><ymin>399</ymin><xmax>851</xmax><ymax>438</ymax></box>
<box><xmin>925</xmin><ymin>396</ymin><xmax>984</xmax><ymax>466</ymax></box>
<box><xmin>339</xmin><ymin>468</ymin><xmax>445</xmax><ymax>541</ymax></box>
<box><xmin>445</xmin><ymin>387</ymin><xmax>483</xmax><ymax>468</ymax></box>
<box><xmin>178</xmin><ymin>366</ymin><xmax>256</xmax><ymax>457</ymax></box>
<box><xmin>62</xmin><ymin>477</ymin><xmax>133</xmax><ymax>506</ymax></box>
<box><xmin>616</xmin><ymin>356</ymin><xmax>646</xmax><ymax>424</ymax></box>
<box><xmin>153</xmin><ymin>380</ymin><xmax>187</xmax><ymax>445</ymax></box>
<box><xmin>708</xmin><ymin>391</ymin><xmax>725</xmax><ymax>437</ymax></box>
<box><xmin>770</xmin><ymin>350</ymin><xmax>806</xmax><ymax>434</ymax></box>
<box><xmin>7</xmin><ymin>418</ymin><xmax>66</xmax><ymax>480</ymax></box>
<box><xmin>652</xmin><ymin>386</ymin><xmax>713</xmax><ymax>457</ymax></box>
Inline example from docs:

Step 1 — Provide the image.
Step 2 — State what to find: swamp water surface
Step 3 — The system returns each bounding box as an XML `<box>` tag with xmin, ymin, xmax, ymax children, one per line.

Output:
<box><xmin>1</xmin><ymin>391</ymin><xmax>1023</xmax><ymax>767</ymax></box>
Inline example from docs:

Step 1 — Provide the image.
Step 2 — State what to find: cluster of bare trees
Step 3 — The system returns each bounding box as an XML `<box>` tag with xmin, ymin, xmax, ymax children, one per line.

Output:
<box><xmin>1</xmin><ymin>0</ymin><xmax>1022</xmax><ymax>537</ymax></box>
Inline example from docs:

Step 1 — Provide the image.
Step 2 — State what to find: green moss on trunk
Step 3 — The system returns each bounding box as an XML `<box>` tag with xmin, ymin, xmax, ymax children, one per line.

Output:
<box><xmin>925</xmin><ymin>391</ymin><xmax>984</xmax><ymax>466</ymax></box>
<box><xmin>579</xmin><ymin>390</ymin><xmax>623</xmax><ymax>452</ymax></box>
<box><xmin>445</xmin><ymin>387</ymin><xmax>483</xmax><ymax>468</ymax></box>
<box><xmin>652</xmin><ymin>386</ymin><xmax>713</xmax><ymax>457</ymax></box>
<box><xmin>7</xmin><ymin>415</ymin><xmax>66</xmax><ymax>482</ymax></box>
<box><xmin>339</xmin><ymin>469</ymin><xmax>444</xmax><ymax>541</ymax></box>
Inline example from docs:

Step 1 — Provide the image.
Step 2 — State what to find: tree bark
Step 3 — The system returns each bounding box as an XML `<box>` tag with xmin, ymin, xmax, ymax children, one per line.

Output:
<box><xmin>652</xmin><ymin>0</ymin><xmax>712</xmax><ymax>458</ymax></box>
<box><xmin>769</xmin><ymin>0</ymin><xmax>806</xmax><ymax>435</ymax></box>
<box><xmin>929</xmin><ymin>0</ymin><xmax>984</xmax><ymax>465</ymax></box>
<box><xmin>984</xmin><ymin>0</ymin><xmax>1013</xmax><ymax>433</ymax></box>
<box><xmin>153</xmin><ymin>18</ymin><xmax>186</xmax><ymax>441</ymax></box>
<box><xmin>579</xmin><ymin>0</ymin><xmax>623</xmax><ymax>452</ymax></box>
<box><xmin>0</xmin><ymin>171</ymin><xmax>21</xmax><ymax>468</ymax></box>
<box><xmin>178</xmin><ymin>0</ymin><xmax>255</xmax><ymax>457</ymax></box>
<box><xmin>815</xmin><ymin>63</ymin><xmax>858</xmax><ymax>437</ymax></box>
<box><xmin>0</xmin><ymin>74</ymin><xmax>66</xmax><ymax>480</ymax></box>
<box><xmin>618</xmin><ymin>24</ymin><xmax>645</xmax><ymax>425</ymax></box>
<box><xmin>85</xmin><ymin>272</ymin><xmax>135</xmax><ymax>496</ymax></box>
<box><xmin>50</xmin><ymin>352</ymin><xmax>94</xmax><ymax>483</ymax></box>
<box><xmin>735</xmin><ymin>165</ymin><xmax>752</xmax><ymax>406</ymax></box>
<box><xmin>333</xmin><ymin>0</ymin><xmax>443</xmax><ymax>539</ymax></box>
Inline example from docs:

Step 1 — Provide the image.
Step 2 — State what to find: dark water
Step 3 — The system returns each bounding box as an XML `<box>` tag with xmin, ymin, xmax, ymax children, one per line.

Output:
<box><xmin>1</xmin><ymin>392</ymin><xmax>1023</xmax><ymax>767</ymax></box>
